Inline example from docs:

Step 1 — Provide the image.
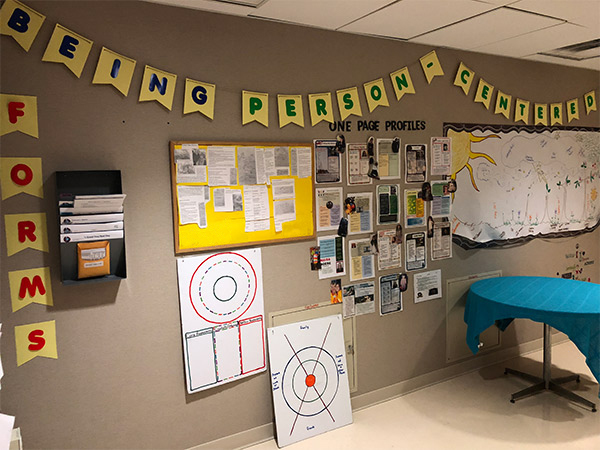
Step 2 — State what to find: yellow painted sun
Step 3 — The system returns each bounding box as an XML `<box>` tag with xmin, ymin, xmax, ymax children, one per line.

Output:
<box><xmin>447</xmin><ymin>129</ymin><xmax>499</xmax><ymax>191</ymax></box>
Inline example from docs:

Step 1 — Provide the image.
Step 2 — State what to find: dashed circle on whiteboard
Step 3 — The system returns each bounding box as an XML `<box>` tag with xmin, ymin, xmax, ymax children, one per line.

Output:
<box><xmin>188</xmin><ymin>252</ymin><xmax>257</xmax><ymax>324</ymax></box>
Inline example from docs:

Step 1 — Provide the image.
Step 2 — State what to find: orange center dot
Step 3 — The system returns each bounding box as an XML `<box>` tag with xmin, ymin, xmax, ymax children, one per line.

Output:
<box><xmin>305</xmin><ymin>374</ymin><xmax>316</xmax><ymax>387</ymax></box>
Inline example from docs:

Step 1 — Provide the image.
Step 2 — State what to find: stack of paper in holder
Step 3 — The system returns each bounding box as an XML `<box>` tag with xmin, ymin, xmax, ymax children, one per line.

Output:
<box><xmin>59</xmin><ymin>194</ymin><xmax>125</xmax><ymax>244</ymax></box>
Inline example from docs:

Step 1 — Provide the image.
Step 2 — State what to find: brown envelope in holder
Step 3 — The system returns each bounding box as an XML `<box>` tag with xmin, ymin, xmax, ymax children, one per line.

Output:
<box><xmin>77</xmin><ymin>241</ymin><xmax>110</xmax><ymax>279</ymax></box>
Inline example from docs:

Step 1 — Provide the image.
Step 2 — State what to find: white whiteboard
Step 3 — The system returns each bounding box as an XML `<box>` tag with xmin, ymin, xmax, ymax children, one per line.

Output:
<box><xmin>268</xmin><ymin>314</ymin><xmax>352</xmax><ymax>447</ymax></box>
<box><xmin>177</xmin><ymin>248</ymin><xmax>266</xmax><ymax>393</ymax></box>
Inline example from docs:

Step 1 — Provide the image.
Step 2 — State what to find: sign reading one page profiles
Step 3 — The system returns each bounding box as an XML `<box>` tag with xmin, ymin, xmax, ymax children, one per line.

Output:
<box><xmin>176</xmin><ymin>248</ymin><xmax>266</xmax><ymax>393</ymax></box>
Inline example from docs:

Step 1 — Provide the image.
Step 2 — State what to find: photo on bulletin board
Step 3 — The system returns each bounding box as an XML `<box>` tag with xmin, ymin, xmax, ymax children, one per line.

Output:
<box><xmin>376</xmin><ymin>138</ymin><xmax>401</xmax><ymax>180</ymax></box>
<box><xmin>314</xmin><ymin>139</ymin><xmax>342</xmax><ymax>184</ymax></box>
<box><xmin>170</xmin><ymin>141</ymin><xmax>315</xmax><ymax>254</ymax></box>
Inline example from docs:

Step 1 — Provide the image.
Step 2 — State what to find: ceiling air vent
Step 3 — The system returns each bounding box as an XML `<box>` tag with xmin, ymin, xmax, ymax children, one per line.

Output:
<box><xmin>539</xmin><ymin>38</ymin><xmax>600</xmax><ymax>61</ymax></box>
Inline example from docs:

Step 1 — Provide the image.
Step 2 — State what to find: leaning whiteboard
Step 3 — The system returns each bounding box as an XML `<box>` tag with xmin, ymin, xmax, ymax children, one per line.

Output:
<box><xmin>176</xmin><ymin>248</ymin><xmax>266</xmax><ymax>393</ymax></box>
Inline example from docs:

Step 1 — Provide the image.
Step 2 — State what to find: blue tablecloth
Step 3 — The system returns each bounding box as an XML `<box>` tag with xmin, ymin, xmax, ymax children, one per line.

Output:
<box><xmin>465</xmin><ymin>276</ymin><xmax>600</xmax><ymax>395</ymax></box>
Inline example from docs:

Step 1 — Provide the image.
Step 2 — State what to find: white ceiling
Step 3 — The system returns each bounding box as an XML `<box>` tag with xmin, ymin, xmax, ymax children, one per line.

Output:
<box><xmin>144</xmin><ymin>0</ymin><xmax>600</xmax><ymax>71</ymax></box>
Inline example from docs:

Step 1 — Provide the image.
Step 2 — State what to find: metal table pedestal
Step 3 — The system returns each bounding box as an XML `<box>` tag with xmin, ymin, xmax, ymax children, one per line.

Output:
<box><xmin>504</xmin><ymin>324</ymin><xmax>597</xmax><ymax>411</ymax></box>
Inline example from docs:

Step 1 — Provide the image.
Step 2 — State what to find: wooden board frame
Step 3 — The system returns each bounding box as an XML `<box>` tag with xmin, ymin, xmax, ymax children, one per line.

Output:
<box><xmin>170</xmin><ymin>141</ymin><xmax>316</xmax><ymax>254</ymax></box>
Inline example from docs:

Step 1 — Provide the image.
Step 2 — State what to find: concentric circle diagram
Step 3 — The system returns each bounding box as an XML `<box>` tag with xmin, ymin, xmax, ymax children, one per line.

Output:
<box><xmin>282</xmin><ymin>345</ymin><xmax>340</xmax><ymax>418</ymax></box>
<box><xmin>188</xmin><ymin>252</ymin><xmax>257</xmax><ymax>324</ymax></box>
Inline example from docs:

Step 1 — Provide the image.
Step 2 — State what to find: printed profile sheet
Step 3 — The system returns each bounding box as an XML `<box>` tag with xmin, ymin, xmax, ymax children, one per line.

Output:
<box><xmin>405</xmin><ymin>231</ymin><xmax>426</xmax><ymax>271</ymax></box>
<box><xmin>318</xmin><ymin>235</ymin><xmax>346</xmax><ymax>279</ymax></box>
<box><xmin>380</xmin><ymin>273</ymin><xmax>402</xmax><ymax>315</ymax></box>
<box><xmin>431</xmin><ymin>219</ymin><xmax>452</xmax><ymax>260</ymax></box>
<box><xmin>430</xmin><ymin>137</ymin><xmax>452</xmax><ymax>176</ymax></box>
<box><xmin>342</xmin><ymin>281</ymin><xmax>375</xmax><ymax>318</ymax></box>
<box><xmin>347</xmin><ymin>143</ymin><xmax>371</xmax><ymax>185</ymax></box>
<box><xmin>431</xmin><ymin>181</ymin><xmax>452</xmax><ymax>218</ymax></box>
<box><xmin>414</xmin><ymin>269</ymin><xmax>442</xmax><ymax>303</ymax></box>
<box><xmin>377</xmin><ymin>228</ymin><xmax>401</xmax><ymax>270</ymax></box>
<box><xmin>376</xmin><ymin>138</ymin><xmax>401</xmax><ymax>179</ymax></box>
<box><xmin>405</xmin><ymin>189</ymin><xmax>426</xmax><ymax>227</ymax></box>
<box><xmin>348</xmin><ymin>238</ymin><xmax>375</xmax><ymax>281</ymax></box>
<box><xmin>316</xmin><ymin>187</ymin><xmax>343</xmax><ymax>231</ymax></box>
<box><xmin>314</xmin><ymin>139</ymin><xmax>341</xmax><ymax>183</ymax></box>
<box><xmin>347</xmin><ymin>192</ymin><xmax>373</xmax><ymax>234</ymax></box>
<box><xmin>405</xmin><ymin>144</ymin><xmax>427</xmax><ymax>183</ymax></box>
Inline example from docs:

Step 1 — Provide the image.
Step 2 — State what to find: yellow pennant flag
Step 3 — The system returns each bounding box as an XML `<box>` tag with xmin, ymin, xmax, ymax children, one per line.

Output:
<box><xmin>494</xmin><ymin>91</ymin><xmax>512</xmax><ymax>119</ymax></box>
<box><xmin>515</xmin><ymin>98</ymin><xmax>530</xmax><ymax>125</ymax></box>
<box><xmin>277</xmin><ymin>94</ymin><xmax>304</xmax><ymax>128</ymax></box>
<box><xmin>0</xmin><ymin>0</ymin><xmax>45</xmax><ymax>51</ymax></box>
<box><xmin>584</xmin><ymin>90</ymin><xmax>597</xmax><ymax>114</ymax></box>
<box><xmin>9</xmin><ymin>266</ymin><xmax>53</xmax><ymax>312</ymax></box>
<box><xmin>420</xmin><ymin>50</ymin><xmax>444</xmax><ymax>84</ymax></box>
<box><xmin>534</xmin><ymin>103</ymin><xmax>548</xmax><ymax>126</ymax></box>
<box><xmin>363</xmin><ymin>78</ymin><xmax>389</xmax><ymax>113</ymax></box>
<box><xmin>0</xmin><ymin>157</ymin><xmax>43</xmax><ymax>199</ymax></box>
<box><xmin>42</xmin><ymin>24</ymin><xmax>93</xmax><ymax>78</ymax></box>
<box><xmin>4</xmin><ymin>212</ymin><xmax>49</xmax><ymax>256</ymax></box>
<box><xmin>389</xmin><ymin>67</ymin><xmax>415</xmax><ymax>101</ymax></box>
<box><xmin>336</xmin><ymin>87</ymin><xmax>362</xmax><ymax>121</ymax></box>
<box><xmin>15</xmin><ymin>320</ymin><xmax>58</xmax><ymax>366</ymax></box>
<box><xmin>184</xmin><ymin>78</ymin><xmax>216</xmax><ymax>120</ymax></box>
<box><xmin>474</xmin><ymin>79</ymin><xmax>494</xmax><ymax>110</ymax></box>
<box><xmin>308</xmin><ymin>92</ymin><xmax>334</xmax><ymax>126</ymax></box>
<box><xmin>242</xmin><ymin>90</ymin><xmax>269</xmax><ymax>127</ymax></box>
<box><xmin>0</xmin><ymin>93</ymin><xmax>38</xmax><ymax>138</ymax></box>
<box><xmin>550</xmin><ymin>103</ymin><xmax>563</xmax><ymax>126</ymax></box>
<box><xmin>566</xmin><ymin>98</ymin><xmax>579</xmax><ymax>123</ymax></box>
<box><xmin>453</xmin><ymin>62</ymin><xmax>475</xmax><ymax>96</ymax></box>
<box><xmin>92</xmin><ymin>47</ymin><xmax>136</xmax><ymax>97</ymax></box>
<box><xmin>139</xmin><ymin>65</ymin><xmax>177</xmax><ymax>111</ymax></box>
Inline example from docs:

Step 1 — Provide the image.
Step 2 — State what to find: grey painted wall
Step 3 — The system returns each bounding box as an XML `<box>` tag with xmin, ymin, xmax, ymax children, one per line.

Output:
<box><xmin>1</xmin><ymin>1</ymin><xmax>598</xmax><ymax>448</ymax></box>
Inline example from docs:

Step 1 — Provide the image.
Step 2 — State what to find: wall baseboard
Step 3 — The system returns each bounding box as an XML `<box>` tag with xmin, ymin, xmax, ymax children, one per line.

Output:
<box><xmin>191</xmin><ymin>335</ymin><xmax>566</xmax><ymax>450</ymax></box>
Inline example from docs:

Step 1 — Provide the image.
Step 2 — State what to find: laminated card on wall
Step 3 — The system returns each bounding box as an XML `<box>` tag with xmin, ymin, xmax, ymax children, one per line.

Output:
<box><xmin>177</xmin><ymin>248</ymin><xmax>266</xmax><ymax>393</ymax></box>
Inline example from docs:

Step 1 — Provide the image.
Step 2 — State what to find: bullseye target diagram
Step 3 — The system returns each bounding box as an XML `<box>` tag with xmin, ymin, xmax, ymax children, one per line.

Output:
<box><xmin>268</xmin><ymin>314</ymin><xmax>352</xmax><ymax>447</ymax></box>
<box><xmin>177</xmin><ymin>249</ymin><xmax>266</xmax><ymax>394</ymax></box>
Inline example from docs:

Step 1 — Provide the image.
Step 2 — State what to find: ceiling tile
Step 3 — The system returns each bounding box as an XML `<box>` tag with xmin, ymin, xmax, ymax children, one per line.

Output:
<box><xmin>250</xmin><ymin>0</ymin><xmax>395</xmax><ymax>30</ymax></box>
<box><xmin>143</xmin><ymin>0</ymin><xmax>255</xmax><ymax>16</ymax></box>
<box><xmin>409</xmin><ymin>7</ymin><xmax>564</xmax><ymax>49</ymax></box>
<box><xmin>509</xmin><ymin>0</ymin><xmax>599</xmax><ymax>22</ymax></box>
<box><xmin>525</xmin><ymin>53</ymin><xmax>600</xmax><ymax>71</ymax></box>
<box><xmin>338</xmin><ymin>0</ymin><xmax>497</xmax><ymax>39</ymax></box>
<box><xmin>473</xmin><ymin>22</ymin><xmax>598</xmax><ymax>58</ymax></box>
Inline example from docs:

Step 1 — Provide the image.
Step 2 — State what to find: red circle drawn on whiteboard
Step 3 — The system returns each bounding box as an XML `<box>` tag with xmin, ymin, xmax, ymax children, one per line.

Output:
<box><xmin>188</xmin><ymin>251</ymin><xmax>257</xmax><ymax>324</ymax></box>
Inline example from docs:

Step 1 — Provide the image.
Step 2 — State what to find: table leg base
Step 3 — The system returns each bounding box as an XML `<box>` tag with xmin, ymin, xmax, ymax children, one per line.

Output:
<box><xmin>505</xmin><ymin>368</ymin><xmax>596</xmax><ymax>411</ymax></box>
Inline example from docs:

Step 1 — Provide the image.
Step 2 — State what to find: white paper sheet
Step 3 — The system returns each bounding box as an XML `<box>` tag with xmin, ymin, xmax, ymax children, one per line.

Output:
<box><xmin>430</xmin><ymin>137</ymin><xmax>452</xmax><ymax>176</ymax></box>
<box><xmin>274</xmin><ymin>146</ymin><xmax>290</xmax><ymax>176</ymax></box>
<box><xmin>213</xmin><ymin>188</ymin><xmax>243</xmax><ymax>212</ymax></box>
<box><xmin>264</xmin><ymin>148</ymin><xmax>276</xmax><ymax>183</ymax></box>
<box><xmin>273</xmin><ymin>199</ymin><xmax>296</xmax><ymax>232</ymax></box>
<box><xmin>243</xmin><ymin>185</ymin><xmax>270</xmax><ymax>222</ymax></box>
<box><xmin>245</xmin><ymin>219</ymin><xmax>271</xmax><ymax>232</ymax></box>
<box><xmin>208</xmin><ymin>146</ymin><xmax>237</xmax><ymax>186</ymax></box>
<box><xmin>414</xmin><ymin>269</ymin><xmax>442</xmax><ymax>303</ymax></box>
<box><xmin>291</xmin><ymin>146</ymin><xmax>312</xmax><ymax>179</ymax></box>
<box><xmin>271</xmin><ymin>179</ymin><xmax>295</xmax><ymax>200</ymax></box>
<box><xmin>177</xmin><ymin>143</ymin><xmax>207</xmax><ymax>183</ymax></box>
<box><xmin>177</xmin><ymin>185</ymin><xmax>209</xmax><ymax>227</ymax></box>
